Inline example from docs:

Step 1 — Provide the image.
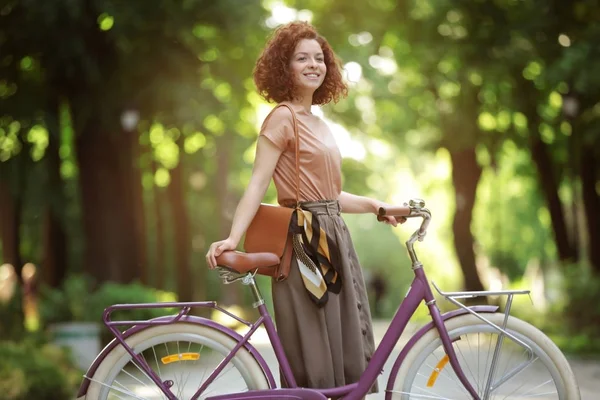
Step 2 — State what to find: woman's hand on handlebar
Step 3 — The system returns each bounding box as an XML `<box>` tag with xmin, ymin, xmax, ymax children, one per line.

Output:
<box><xmin>375</xmin><ymin>201</ymin><xmax>407</xmax><ymax>227</ymax></box>
<box><xmin>377</xmin><ymin>214</ymin><xmax>407</xmax><ymax>227</ymax></box>
<box><xmin>206</xmin><ymin>237</ymin><xmax>238</xmax><ymax>269</ymax></box>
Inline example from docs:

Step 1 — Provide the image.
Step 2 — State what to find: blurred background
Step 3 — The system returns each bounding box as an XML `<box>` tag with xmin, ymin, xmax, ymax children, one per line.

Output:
<box><xmin>0</xmin><ymin>0</ymin><xmax>599</xmax><ymax>397</ymax></box>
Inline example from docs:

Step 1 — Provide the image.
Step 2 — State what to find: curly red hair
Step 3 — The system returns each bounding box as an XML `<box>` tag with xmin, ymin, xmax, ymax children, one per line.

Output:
<box><xmin>253</xmin><ymin>22</ymin><xmax>348</xmax><ymax>105</ymax></box>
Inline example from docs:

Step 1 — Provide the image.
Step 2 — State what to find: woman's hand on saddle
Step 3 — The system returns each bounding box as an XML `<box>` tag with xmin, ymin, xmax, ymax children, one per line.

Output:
<box><xmin>206</xmin><ymin>238</ymin><xmax>238</xmax><ymax>269</ymax></box>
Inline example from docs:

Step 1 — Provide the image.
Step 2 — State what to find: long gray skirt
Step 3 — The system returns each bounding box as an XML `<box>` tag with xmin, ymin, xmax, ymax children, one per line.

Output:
<box><xmin>272</xmin><ymin>200</ymin><xmax>378</xmax><ymax>394</ymax></box>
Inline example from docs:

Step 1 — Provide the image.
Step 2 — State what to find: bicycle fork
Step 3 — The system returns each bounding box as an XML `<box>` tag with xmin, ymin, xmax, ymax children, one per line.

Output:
<box><xmin>418</xmin><ymin>269</ymin><xmax>481</xmax><ymax>400</ymax></box>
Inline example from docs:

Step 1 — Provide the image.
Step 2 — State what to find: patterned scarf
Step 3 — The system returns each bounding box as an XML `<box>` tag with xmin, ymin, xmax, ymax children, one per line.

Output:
<box><xmin>289</xmin><ymin>207</ymin><xmax>342</xmax><ymax>306</ymax></box>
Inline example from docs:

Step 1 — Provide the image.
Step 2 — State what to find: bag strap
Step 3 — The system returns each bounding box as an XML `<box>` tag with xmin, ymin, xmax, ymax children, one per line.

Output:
<box><xmin>276</xmin><ymin>104</ymin><xmax>300</xmax><ymax>204</ymax></box>
<box><xmin>262</xmin><ymin>103</ymin><xmax>300</xmax><ymax>205</ymax></box>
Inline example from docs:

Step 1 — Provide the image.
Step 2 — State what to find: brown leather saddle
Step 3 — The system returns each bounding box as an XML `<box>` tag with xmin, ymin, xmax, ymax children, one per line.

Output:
<box><xmin>215</xmin><ymin>251</ymin><xmax>280</xmax><ymax>274</ymax></box>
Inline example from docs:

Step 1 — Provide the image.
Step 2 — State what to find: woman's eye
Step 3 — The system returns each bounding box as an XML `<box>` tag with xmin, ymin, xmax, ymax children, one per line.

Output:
<box><xmin>297</xmin><ymin>57</ymin><xmax>306</xmax><ymax>61</ymax></box>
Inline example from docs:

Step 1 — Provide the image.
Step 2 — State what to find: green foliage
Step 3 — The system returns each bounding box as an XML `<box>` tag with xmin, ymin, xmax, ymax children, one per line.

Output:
<box><xmin>0</xmin><ymin>289</ymin><xmax>25</xmax><ymax>341</ymax></box>
<box><xmin>473</xmin><ymin>144</ymin><xmax>555</xmax><ymax>280</ymax></box>
<box><xmin>559</xmin><ymin>266</ymin><xmax>600</xmax><ymax>354</ymax></box>
<box><xmin>92</xmin><ymin>280</ymin><xmax>178</xmax><ymax>323</ymax></box>
<box><xmin>39</xmin><ymin>275</ymin><xmax>97</xmax><ymax>324</ymax></box>
<box><xmin>0</xmin><ymin>340</ymin><xmax>80</xmax><ymax>400</ymax></box>
<box><xmin>39</xmin><ymin>275</ymin><xmax>178</xmax><ymax>326</ymax></box>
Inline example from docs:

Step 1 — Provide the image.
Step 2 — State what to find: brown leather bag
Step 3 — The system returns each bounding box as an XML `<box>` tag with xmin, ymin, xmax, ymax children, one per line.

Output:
<box><xmin>243</xmin><ymin>104</ymin><xmax>300</xmax><ymax>280</ymax></box>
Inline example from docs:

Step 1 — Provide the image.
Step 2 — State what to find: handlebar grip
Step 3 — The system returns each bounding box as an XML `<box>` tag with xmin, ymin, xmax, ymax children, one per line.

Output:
<box><xmin>378</xmin><ymin>206</ymin><xmax>411</xmax><ymax>217</ymax></box>
<box><xmin>377</xmin><ymin>215</ymin><xmax>406</xmax><ymax>223</ymax></box>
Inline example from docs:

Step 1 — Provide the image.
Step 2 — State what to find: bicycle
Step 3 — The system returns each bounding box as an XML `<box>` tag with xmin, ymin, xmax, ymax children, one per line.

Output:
<box><xmin>77</xmin><ymin>199</ymin><xmax>581</xmax><ymax>400</ymax></box>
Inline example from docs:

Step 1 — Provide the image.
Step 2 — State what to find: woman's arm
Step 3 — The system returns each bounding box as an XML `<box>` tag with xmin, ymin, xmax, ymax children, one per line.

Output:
<box><xmin>337</xmin><ymin>191</ymin><xmax>404</xmax><ymax>227</ymax></box>
<box><xmin>206</xmin><ymin>137</ymin><xmax>282</xmax><ymax>268</ymax></box>
<box><xmin>337</xmin><ymin>191</ymin><xmax>380</xmax><ymax>214</ymax></box>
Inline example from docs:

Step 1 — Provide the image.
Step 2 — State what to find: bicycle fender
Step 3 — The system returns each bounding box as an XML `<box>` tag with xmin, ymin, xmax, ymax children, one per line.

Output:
<box><xmin>384</xmin><ymin>305</ymin><xmax>498</xmax><ymax>399</ymax></box>
<box><xmin>77</xmin><ymin>315</ymin><xmax>277</xmax><ymax>398</ymax></box>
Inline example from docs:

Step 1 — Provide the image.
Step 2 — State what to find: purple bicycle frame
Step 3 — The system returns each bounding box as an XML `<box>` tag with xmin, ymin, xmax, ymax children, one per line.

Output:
<box><xmin>90</xmin><ymin>266</ymin><xmax>482</xmax><ymax>400</ymax></box>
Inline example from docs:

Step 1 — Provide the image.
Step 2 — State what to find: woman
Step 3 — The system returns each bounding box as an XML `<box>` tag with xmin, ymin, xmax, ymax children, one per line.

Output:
<box><xmin>206</xmin><ymin>21</ymin><xmax>402</xmax><ymax>393</ymax></box>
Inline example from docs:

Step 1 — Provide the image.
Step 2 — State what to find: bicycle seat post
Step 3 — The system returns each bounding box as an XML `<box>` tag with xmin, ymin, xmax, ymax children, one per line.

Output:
<box><xmin>242</xmin><ymin>272</ymin><xmax>265</xmax><ymax>308</ymax></box>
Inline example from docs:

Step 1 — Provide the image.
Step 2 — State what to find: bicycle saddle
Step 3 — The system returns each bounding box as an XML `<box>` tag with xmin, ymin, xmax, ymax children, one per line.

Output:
<box><xmin>216</xmin><ymin>251</ymin><xmax>280</xmax><ymax>273</ymax></box>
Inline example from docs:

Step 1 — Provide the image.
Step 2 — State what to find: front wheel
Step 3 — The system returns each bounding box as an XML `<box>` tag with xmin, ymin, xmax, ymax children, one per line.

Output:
<box><xmin>84</xmin><ymin>322</ymin><xmax>270</xmax><ymax>399</ymax></box>
<box><xmin>389</xmin><ymin>313</ymin><xmax>580</xmax><ymax>399</ymax></box>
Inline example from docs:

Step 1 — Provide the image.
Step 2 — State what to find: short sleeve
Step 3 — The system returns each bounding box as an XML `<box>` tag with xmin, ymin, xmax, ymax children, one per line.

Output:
<box><xmin>259</xmin><ymin>106</ymin><xmax>294</xmax><ymax>151</ymax></box>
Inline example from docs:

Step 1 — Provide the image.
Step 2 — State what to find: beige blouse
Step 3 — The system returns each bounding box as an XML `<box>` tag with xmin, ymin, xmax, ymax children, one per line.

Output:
<box><xmin>259</xmin><ymin>102</ymin><xmax>342</xmax><ymax>206</ymax></box>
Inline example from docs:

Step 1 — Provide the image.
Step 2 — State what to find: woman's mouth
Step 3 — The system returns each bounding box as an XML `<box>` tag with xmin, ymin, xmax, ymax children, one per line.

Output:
<box><xmin>303</xmin><ymin>73</ymin><xmax>321</xmax><ymax>80</ymax></box>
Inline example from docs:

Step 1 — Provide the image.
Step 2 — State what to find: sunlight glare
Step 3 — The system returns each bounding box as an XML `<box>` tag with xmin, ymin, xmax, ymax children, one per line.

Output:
<box><xmin>368</xmin><ymin>55</ymin><xmax>398</xmax><ymax>76</ymax></box>
<box><xmin>558</xmin><ymin>34</ymin><xmax>571</xmax><ymax>47</ymax></box>
<box><xmin>329</xmin><ymin>123</ymin><xmax>366</xmax><ymax>161</ymax></box>
<box><xmin>266</xmin><ymin>2</ymin><xmax>297</xmax><ymax>27</ymax></box>
<box><xmin>344</xmin><ymin>62</ymin><xmax>363</xmax><ymax>84</ymax></box>
<box><xmin>367</xmin><ymin>138</ymin><xmax>391</xmax><ymax>159</ymax></box>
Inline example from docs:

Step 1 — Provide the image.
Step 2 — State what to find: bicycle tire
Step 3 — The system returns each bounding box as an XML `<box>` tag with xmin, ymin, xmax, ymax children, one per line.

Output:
<box><xmin>388</xmin><ymin>313</ymin><xmax>580</xmax><ymax>400</ymax></box>
<box><xmin>85</xmin><ymin>322</ymin><xmax>271</xmax><ymax>399</ymax></box>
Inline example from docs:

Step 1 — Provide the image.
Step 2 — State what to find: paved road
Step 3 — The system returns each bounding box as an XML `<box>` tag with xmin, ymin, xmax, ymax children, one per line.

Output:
<box><xmin>247</xmin><ymin>320</ymin><xmax>600</xmax><ymax>399</ymax></box>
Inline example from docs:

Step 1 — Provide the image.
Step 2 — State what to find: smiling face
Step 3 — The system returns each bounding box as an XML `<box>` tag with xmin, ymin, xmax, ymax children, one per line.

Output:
<box><xmin>289</xmin><ymin>38</ymin><xmax>327</xmax><ymax>99</ymax></box>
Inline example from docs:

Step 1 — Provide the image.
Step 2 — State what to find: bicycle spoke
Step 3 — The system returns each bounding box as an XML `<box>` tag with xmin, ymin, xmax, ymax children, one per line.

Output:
<box><xmin>86</xmin><ymin>375</ymin><xmax>149</xmax><ymax>400</ymax></box>
<box><xmin>463</xmin><ymin>330</ymin><xmax>480</xmax><ymax>394</ymax></box>
<box><xmin>179</xmin><ymin>341</ymin><xmax>198</xmax><ymax>393</ymax></box>
<box><xmin>200</xmin><ymin>365</ymin><xmax>246</xmax><ymax>397</ymax></box>
<box><xmin>455</xmin><ymin>338</ymin><xmax>479</xmax><ymax>394</ymax></box>
<box><xmin>412</xmin><ymin>375</ymin><xmax>460</xmax><ymax>399</ymax></box>
<box><xmin>119</xmin><ymin>367</ymin><xmax>163</xmax><ymax>398</ymax></box>
<box><xmin>151</xmin><ymin>346</ymin><xmax>163</xmax><ymax>382</ymax></box>
<box><xmin>516</xmin><ymin>379</ymin><xmax>555</xmax><ymax>398</ymax></box>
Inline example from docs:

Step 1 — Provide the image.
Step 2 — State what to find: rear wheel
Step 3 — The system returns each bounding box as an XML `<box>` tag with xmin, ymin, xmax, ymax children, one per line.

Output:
<box><xmin>85</xmin><ymin>323</ymin><xmax>270</xmax><ymax>399</ymax></box>
<box><xmin>389</xmin><ymin>313</ymin><xmax>580</xmax><ymax>399</ymax></box>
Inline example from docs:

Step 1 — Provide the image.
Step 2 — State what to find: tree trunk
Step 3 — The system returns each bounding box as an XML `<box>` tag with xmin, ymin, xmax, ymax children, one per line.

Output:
<box><xmin>581</xmin><ymin>143</ymin><xmax>600</xmax><ymax>273</ymax></box>
<box><xmin>0</xmin><ymin>167</ymin><xmax>25</xmax><ymax>336</ymax></box>
<box><xmin>517</xmin><ymin>77</ymin><xmax>575</xmax><ymax>264</ymax></box>
<box><xmin>167</xmin><ymin>140</ymin><xmax>193</xmax><ymax>302</ymax></box>
<box><xmin>529</xmin><ymin>132</ymin><xmax>576</xmax><ymax>263</ymax></box>
<box><xmin>0</xmin><ymin>176</ymin><xmax>22</xmax><ymax>276</ymax></box>
<box><xmin>75</xmin><ymin>121</ymin><xmax>141</xmax><ymax>283</ymax></box>
<box><xmin>42</xmin><ymin>100</ymin><xmax>68</xmax><ymax>288</ymax></box>
<box><xmin>121</xmin><ymin>125</ymin><xmax>147</xmax><ymax>284</ymax></box>
<box><xmin>449</xmin><ymin>147</ymin><xmax>486</xmax><ymax>292</ymax></box>
<box><xmin>42</xmin><ymin>207</ymin><xmax>68</xmax><ymax>288</ymax></box>
<box><xmin>152</xmin><ymin>161</ymin><xmax>167</xmax><ymax>289</ymax></box>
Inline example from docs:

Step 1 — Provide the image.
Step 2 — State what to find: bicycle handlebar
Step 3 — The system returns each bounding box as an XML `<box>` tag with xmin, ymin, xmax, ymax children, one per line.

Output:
<box><xmin>377</xmin><ymin>205</ymin><xmax>411</xmax><ymax>217</ymax></box>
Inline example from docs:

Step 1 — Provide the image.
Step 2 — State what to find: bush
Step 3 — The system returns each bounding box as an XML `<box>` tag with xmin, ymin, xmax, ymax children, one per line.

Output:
<box><xmin>0</xmin><ymin>292</ymin><xmax>25</xmax><ymax>340</ymax></box>
<box><xmin>560</xmin><ymin>266</ymin><xmax>600</xmax><ymax>355</ymax></box>
<box><xmin>91</xmin><ymin>280</ymin><xmax>177</xmax><ymax>323</ymax></box>
<box><xmin>533</xmin><ymin>265</ymin><xmax>600</xmax><ymax>356</ymax></box>
<box><xmin>40</xmin><ymin>275</ymin><xmax>177</xmax><ymax>326</ymax></box>
<box><xmin>89</xmin><ymin>280</ymin><xmax>177</xmax><ymax>345</ymax></box>
<box><xmin>39</xmin><ymin>275</ymin><xmax>97</xmax><ymax>324</ymax></box>
<box><xmin>0</xmin><ymin>340</ymin><xmax>80</xmax><ymax>400</ymax></box>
